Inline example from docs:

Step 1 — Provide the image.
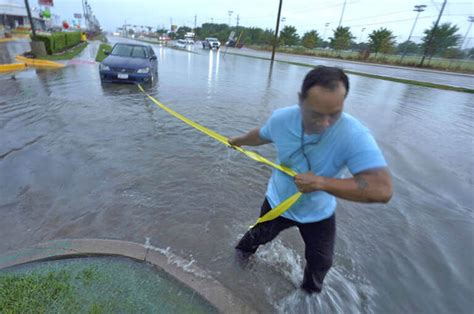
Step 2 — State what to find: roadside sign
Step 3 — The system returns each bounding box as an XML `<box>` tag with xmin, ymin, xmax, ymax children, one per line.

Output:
<box><xmin>39</xmin><ymin>0</ymin><xmax>54</xmax><ymax>6</ymax></box>
<box><xmin>74</xmin><ymin>13</ymin><xmax>82</xmax><ymax>19</ymax></box>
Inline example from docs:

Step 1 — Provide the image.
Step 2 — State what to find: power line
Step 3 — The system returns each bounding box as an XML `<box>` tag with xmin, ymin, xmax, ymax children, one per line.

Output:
<box><xmin>296</xmin><ymin>13</ymin><xmax>468</xmax><ymax>29</ymax></box>
<box><xmin>286</xmin><ymin>1</ymin><xmax>356</xmax><ymax>16</ymax></box>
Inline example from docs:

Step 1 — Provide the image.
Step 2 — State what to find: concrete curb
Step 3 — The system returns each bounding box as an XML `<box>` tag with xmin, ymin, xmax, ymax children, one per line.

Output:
<box><xmin>0</xmin><ymin>38</ymin><xmax>16</xmax><ymax>43</ymax></box>
<box><xmin>0</xmin><ymin>238</ymin><xmax>255</xmax><ymax>314</ymax></box>
<box><xmin>0</xmin><ymin>63</ymin><xmax>26</xmax><ymax>73</ymax></box>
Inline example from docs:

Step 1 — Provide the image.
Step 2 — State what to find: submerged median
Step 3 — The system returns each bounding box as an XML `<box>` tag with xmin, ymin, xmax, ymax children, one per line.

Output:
<box><xmin>0</xmin><ymin>239</ymin><xmax>254</xmax><ymax>313</ymax></box>
<box><xmin>0</xmin><ymin>257</ymin><xmax>217</xmax><ymax>313</ymax></box>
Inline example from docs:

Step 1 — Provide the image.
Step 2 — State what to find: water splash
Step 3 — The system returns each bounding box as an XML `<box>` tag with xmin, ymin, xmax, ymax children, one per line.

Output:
<box><xmin>256</xmin><ymin>239</ymin><xmax>304</xmax><ymax>287</ymax></box>
<box><xmin>144</xmin><ymin>237</ymin><xmax>210</xmax><ymax>279</ymax></box>
<box><xmin>254</xmin><ymin>239</ymin><xmax>376</xmax><ymax>313</ymax></box>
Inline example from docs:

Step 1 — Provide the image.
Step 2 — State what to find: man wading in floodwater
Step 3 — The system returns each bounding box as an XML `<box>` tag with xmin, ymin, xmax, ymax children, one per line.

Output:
<box><xmin>229</xmin><ymin>66</ymin><xmax>393</xmax><ymax>294</ymax></box>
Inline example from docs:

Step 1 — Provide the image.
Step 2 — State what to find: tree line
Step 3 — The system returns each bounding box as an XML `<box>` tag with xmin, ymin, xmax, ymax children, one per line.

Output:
<box><xmin>165</xmin><ymin>22</ymin><xmax>472</xmax><ymax>59</ymax></box>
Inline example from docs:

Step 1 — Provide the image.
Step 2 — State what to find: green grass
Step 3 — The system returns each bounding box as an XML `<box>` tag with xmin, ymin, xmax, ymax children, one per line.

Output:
<box><xmin>40</xmin><ymin>42</ymin><xmax>88</xmax><ymax>61</ymax></box>
<box><xmin>95</xmin><ymin>43</ymin><xmax>113</xmax><ymax>62</ymax></box>
<box><xmin>0</xmin><ymin>257</ymin><xmax>218</xmax><ymax>314</ymax></box>
<box><xmin>248</xmin><ymin>45</ymin><xmax>474</xmax><ymax>74</ymax></box>
<box><xmin>0</xmin><ymin>268</ymin><xmax>98</xmax><ymax>313</ymax></box>
<box><xmin>226</xmin><ymin>52</ymin><xmax>474</xmax><ymax>94</ymax></box>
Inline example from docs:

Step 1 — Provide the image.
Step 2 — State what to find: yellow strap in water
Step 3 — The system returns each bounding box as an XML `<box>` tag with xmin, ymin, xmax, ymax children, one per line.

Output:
<box><xmin>138</xmin><ymin>84</ymin><xmax>302</xmax><ymax>227</ymax></box>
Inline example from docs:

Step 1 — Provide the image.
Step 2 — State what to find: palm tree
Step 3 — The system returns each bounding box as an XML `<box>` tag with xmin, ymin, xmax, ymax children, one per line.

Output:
<box><xmin>279</xmin><ymin>25</ymin><xmax>300</xmax><ymax>46</ymax></box>
<box><xmin>302</xmin><ymin>30</ymin><xmax>321</xmax><ymax>49</ymax></box>
<box><xmin>329</xmin><ymin>26</ymin><xmax>354</xmax><ymax>53</ymax></box>
<box><xmin>422</xmin><ymin>23</ymin><xmax>461</xmax><ymax>61</ymax></box>
<box><xmin>368</xmin><ymin>27</ymin><xmax>397</xmax><ymax>57</ymax></box>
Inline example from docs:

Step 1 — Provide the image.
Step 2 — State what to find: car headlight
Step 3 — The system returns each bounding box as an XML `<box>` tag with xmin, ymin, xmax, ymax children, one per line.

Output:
<box><xmin>100</xmin><ymin>64</ymin><xmax>110</xmax><ymax>71</ymax></box>
<box><xmin>137</xmin><ymin>67</ymin><xmax>150</xmax><ymax>74</ymax></box>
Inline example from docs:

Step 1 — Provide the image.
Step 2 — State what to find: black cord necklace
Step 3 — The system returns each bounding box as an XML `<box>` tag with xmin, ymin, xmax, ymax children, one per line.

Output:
<box><xmin>300</xmin><ymin>122</ymin><xmax>325</xmax><ymax>172</ymax></box>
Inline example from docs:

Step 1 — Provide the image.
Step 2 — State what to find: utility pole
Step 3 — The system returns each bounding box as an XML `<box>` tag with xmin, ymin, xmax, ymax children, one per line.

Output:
<box><xmin>338</xmin><ymin>0</ymin><xmax>347</xmax><ymax>28</ymax></box>
<box><xmin>401</xmin><ymin>4</ymin><xmax>426</xmax><ymax>61</ymax></box>
<box><xmin>236</xmin><ymin>14</ymin><xmax>240</xmax><ymax>28</ymax></box>
<box><xmin>24</xmin><ymin>0</ymin><xmax>36</xmax><ymax>38</ymax></box>
<box><xmin>419</xmin><ymin>0</ymin><xmax>447</xmax><ymax>66</ymax></box>
<box><xmin>85</xmin><ymin>1</ymin><xmax>91</xmax><ymax>31</ymax></box>
<box><xmin>271</xmin><ymin>0</ymin><xmax>283</xmax><ymax>63</ymax></box>
<box><xmin>460</xmin><ymin>16</ymin><xmax>474</xmax><ymax>49</ymax></box>
<box><xmin>81</xmin><ymin>0</ymin><xmax>88</xmax><ymax>30</ymax></box>
<box><xmin>194</xmin><ymin>14</ymin><xmax>197</xmax><ymax>30</ymax></box>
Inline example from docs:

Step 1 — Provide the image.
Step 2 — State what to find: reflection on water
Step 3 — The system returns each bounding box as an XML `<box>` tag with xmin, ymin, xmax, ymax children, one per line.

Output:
<box><xmin>1</xmin><ymin>38</ymin><xmax>473</xmax><ymax>313</ymax></box>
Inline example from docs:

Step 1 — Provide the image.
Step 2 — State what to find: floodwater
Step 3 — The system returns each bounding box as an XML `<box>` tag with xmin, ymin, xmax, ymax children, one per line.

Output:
<box><xmin>0</xmin><ymin>38</ymin><xmax>473</xmax><ymax>313</ymax></box>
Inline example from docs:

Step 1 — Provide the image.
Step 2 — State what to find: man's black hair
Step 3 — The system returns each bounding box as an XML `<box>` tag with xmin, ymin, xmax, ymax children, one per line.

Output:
<box><xmin>300</xmin><ymin>66</ymin><xmax>349</xmax><ymax>99</ymax></box>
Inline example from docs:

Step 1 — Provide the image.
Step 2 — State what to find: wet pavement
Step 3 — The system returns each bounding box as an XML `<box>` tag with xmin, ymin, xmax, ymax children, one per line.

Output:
<box><xmin>225</xmin><ymin>47</ymin><xmax>474</xmax><ymax>89</ymax></box>
<box><xmin>0</xmin><ymin>37</ymin><xmax>473</xmax><ymax>313</ymax></box>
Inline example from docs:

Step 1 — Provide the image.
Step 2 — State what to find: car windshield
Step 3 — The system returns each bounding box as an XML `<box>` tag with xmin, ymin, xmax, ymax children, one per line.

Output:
<box><xmin>111</xmin><ymin>45</ymin><xmax>147</xmax><ymax>58</ymax></box>
<box><xmin>207</xmin><ymin>38</ymin><xmax>218</xmax><ymax>41</ymax></box>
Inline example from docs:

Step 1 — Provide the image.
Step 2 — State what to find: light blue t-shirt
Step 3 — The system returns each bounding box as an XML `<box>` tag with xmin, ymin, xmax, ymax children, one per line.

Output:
<box><xmin>259</xmin><ymin>105</ymin><xmax>387</xmax><ymax>223</ymax></box>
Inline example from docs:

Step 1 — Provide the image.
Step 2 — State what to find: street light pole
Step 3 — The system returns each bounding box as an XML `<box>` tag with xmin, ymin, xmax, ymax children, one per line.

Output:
<box><xmin>228</xmin><ymin>10</ymin><xmax>233</xmax><ymax>26</ymax></box>
<box><xmin>322</xmin><ymin>22</ymin><xmax>330</xmax><ymax>42</ymax></box>
<box><xmin>460</xmin><ymin>16</ymin><xmax>474</xmax><ymax>49</ymax></box>
<box><xmin>358</xmin><ymin>27</ymin><xmax>366</xmax><ymax>43</ymax></box>
<box><xmin>271</xmin><ymin>0</ymin><xmax>283</xmax><ymax>63</ymax></box>
<box><xmin>338</xmin><ymin>0</ymin><xmax>347</xmax><ymax>28</ymax></box>
<box><xmin>24</xmin><ymin>0</ymin><xmax>36</xmax><ymax>38</ymax></box>
<box><xmin>419</xmin><ymin>0</ymin><xmax>447</xmax><ymax>67</ymax></box>
<box><xmin>401</xmin><ymin>4</ymin><xmax>426</xmax><ymax>61</ymax></box>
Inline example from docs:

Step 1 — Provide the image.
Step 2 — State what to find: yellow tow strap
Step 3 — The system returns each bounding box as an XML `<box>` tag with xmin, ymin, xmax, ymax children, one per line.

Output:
<box><xmin>137</xmin><ymin>84</ymin><xmax>302</xmax><ymax>227</ymax></box>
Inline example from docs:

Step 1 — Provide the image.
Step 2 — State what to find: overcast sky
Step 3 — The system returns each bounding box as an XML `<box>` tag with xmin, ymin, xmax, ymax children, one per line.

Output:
<box><xmin>46</xmin><ymin>0</ymin><xmax>473</xmax><ymax>45</ymax></box>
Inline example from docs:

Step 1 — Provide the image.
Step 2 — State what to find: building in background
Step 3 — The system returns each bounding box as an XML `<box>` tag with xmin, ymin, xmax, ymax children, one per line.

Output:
<box><xmin>0</xmin><ymin>0</ymin><xmax>46</xmax><ymax>30</ymax></box>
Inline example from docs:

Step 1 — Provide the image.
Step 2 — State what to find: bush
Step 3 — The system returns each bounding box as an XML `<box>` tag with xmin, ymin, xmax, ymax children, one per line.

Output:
<box><xmin>33</xmin><ymin>32</ymin><xmax>82</xmax><ymax>54</ymax></box>
<box><xmin>65</xmin><ymin>32</ymin><xmax>81</xmax><ymax>48</ymax></box>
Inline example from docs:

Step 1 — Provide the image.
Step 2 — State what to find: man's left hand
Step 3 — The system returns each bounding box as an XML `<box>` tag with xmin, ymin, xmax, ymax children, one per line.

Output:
<box><xmin>294</xmin><ymin>172</ymin><xmax>325</xmax><ymax>193</ymax></box>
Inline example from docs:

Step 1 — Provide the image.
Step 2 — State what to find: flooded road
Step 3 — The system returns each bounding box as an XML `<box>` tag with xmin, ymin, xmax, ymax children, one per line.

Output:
<box><xmin>1</xmin><ymin>38</ymin><xmax>473</xmax><ymax>313</ymax></box>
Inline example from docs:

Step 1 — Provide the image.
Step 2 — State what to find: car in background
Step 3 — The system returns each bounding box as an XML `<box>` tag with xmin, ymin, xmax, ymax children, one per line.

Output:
<box><xmin>99</xmin><ymin>43</ymin><xmax>157</xmax><ymax>84</ymax></box>
<box><xmin>185</xmin><ymin>38</ymin><xmax>195</xmax><ymax>45</ymax></box>
<box><xmin>202</xmin><ymin>37</ymin><xmax>220</xmax><ymax>50</ymax></box>
<box><xmin>174</xmin><ymin>39</ymin><xmax>187</xmax><ymax>49</ymax></box>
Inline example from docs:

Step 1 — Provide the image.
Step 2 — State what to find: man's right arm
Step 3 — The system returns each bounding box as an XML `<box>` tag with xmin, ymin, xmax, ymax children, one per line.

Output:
<box><xmin>228</xmin><ymin>128</ymin><xmax>271</xmax><ymax>147</ymax></box>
